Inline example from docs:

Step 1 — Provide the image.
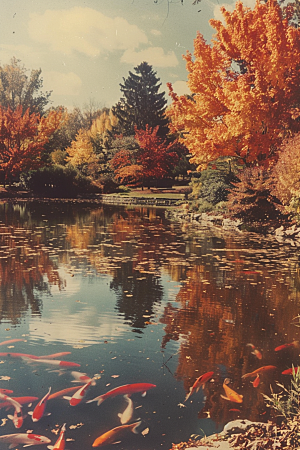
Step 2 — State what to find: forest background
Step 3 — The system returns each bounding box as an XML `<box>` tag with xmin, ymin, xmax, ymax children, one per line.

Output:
<box><xmin>1</xmin><ymin>0</ymin><xmax>300</xmax><ymax>227</ymax></box>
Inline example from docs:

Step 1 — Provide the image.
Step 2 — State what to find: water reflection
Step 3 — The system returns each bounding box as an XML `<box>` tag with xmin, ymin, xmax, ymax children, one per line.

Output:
<box><xmin>0</xmin><ymin>201</ymin><xmax>300</xmax><ymax>449</ymax></box>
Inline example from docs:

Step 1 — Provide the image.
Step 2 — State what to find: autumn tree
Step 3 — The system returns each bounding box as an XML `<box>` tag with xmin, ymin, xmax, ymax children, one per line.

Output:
<box><xmin>112</xmin><ymin>62</ymin><xmax>168</xmax><ymax>136</ymax></box>
<box><xmin>110</xmin><ymin>149</ymin><xmax>143</xmax><ymax>185</ymax></box>
<box><xmin>0</xmin><ymin>57</ymin><xmax>51</xmax><ymax>115</ymax></box>
<box><xmin>167</xmin><ymin>0</ymin><xmax>300</xmax><ymax>171</ymax></box>
<box><xmin>0</xmin><ymin>106</ymin><xmax>63</xmax><ymax>186</ymax></box>
<box><xmin>65</xmin><ymin>129</ymin><xmax>98</xmax><ymax>177</ymax></box>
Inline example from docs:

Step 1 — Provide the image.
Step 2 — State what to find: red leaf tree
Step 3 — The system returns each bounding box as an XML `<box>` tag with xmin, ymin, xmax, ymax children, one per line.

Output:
<box><xmin>0</xmin><ymin>106</ymin><xmax>62</xmax><ymax>185</ymax></box>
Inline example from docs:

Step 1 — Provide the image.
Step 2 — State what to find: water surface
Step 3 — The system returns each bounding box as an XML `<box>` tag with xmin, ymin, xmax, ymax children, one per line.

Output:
<box><xmin>0</xmin><ymin>201</ymin><xmax>299</xmax><ymax>449</ymax></box>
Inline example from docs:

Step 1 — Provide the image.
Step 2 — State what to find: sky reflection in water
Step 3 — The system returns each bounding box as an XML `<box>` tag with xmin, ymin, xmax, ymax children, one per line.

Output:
<box><xmin>0</xmin><ymin>201</ymin><xmax>300</xmax><ymax>449</ymax></box>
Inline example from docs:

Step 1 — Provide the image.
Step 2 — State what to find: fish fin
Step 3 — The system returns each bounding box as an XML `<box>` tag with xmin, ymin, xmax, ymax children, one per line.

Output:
<box><xmin>7</xmin><ymin>414</ymin><xmax>13</xmax><ymax>420</ymax></box>
<box><xmin>28</xmin><ymin>411</ymin><xmax>33</xmax><ymax>415</ymax></box>
<box><xmin>97</xmin><ymin>397</ymin><xmax>104</xmax><ymax>406</ymax></box>
<box><xmin>118</xmin><ymin>413</ymin><xmax>122</xmax><ymax>418</ymax></box>
<box><xmin>220</xmin><ymin>395</ymin><xmax>231</xmax><ymax>401</ymax></box>
<box><xmin>141</xmin><ymin>391</ymin><xmax>147</xmax><ymax>397</ymax></box>
<box><xmin>47</xmin><ymin>447</ymin><xmax>54</xmax><ymax>450</ymax></box>
<box><xmin>132</xmin><ymin>420</ymin><xmax>142</xmax><ymax>434</ymax></box>
<box><xmin>63</xmin><ymin>396</ymin><xmax>72</xmax><ymax>401</ymax></box>
<box><xmin>8</xmin><ymin>445</ymin><xmax>18</xmax><ymax>449</ymax></box>
<box><xmin>86</xmin><ymin>396</ymin><xmax>103</xmax><ymax>405</ymax></box>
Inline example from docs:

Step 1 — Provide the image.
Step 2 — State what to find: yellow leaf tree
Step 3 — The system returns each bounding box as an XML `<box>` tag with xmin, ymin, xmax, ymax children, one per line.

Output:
<box><xmin>66</xmin><ymin>129</ymin><xmax>98</xmax><ymax>175</ymax></box>
<box><xmin>167</xmin><ymin>0</ymin><xmax>300</xmax><ymax>170</ymax></box>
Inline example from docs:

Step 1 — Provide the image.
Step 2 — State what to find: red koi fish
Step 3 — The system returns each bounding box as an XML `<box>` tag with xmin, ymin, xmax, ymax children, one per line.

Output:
<box><xmin>220</xmin><ymin>379</ymin><xmax>243</xmax><ymax>404</ymax></box>
<box><xmin>49</xmin><ymin>386</ymin><xmax>81</xmax><ymax>401</ymax></box>
<box><xmin>0</xmin><ymin>433</ymin><xmax>51</xmax><ymax>447</ymax></box>
<box><xmin>92</xmin><ymin>420</ymin><xmax>141</xmax><ymax>447</ymax></box>
<box><xmin>184</xmin><ymin>371</ymin><xmax>214</xmax><ymax>402</ymax></box>
<box><xmin>282</xmin><ymin>367</ymin><xmax>300</xmax><ymax>375</ymax></box>
<box><xmin>87</xmin><ymin>383</ymin><xmax>156</xmax><ymax>406</ymax></box>
<box><xmin>29</xmin><ymin>387</ymin><xmax>52</xmax><ymax>422</ymax></box>
<box><xmin>47</xmin><ymin>423</ymin><xmax>66</xmax><ymax>450</ymax></box>
<box><xmin>242</xmin><ymin>365</ymin><xmax>277</xmax><ymax>379</ymax></box>
<box><xmin>0</xmin><ymin>352</ymin><xmax>40</xmax><ymax>359</ymax></box>
<box><xmin>275</xmin><ymin>341</ymin><xmax>299</xmax><ymax>352</ymax></box>
<box><xmin>0</xmin><ymin>339</ymin><xmax>25</xmax><ymax>346</ymax></box>
<box><xmin>37</xmin><ymin>352</ymin><xmax>71</xmax><ymax>359</ymax></box>
<box><xmin>23</xmin><ymin>357</ymin><xmax>80</xmax><ymax>368</ymax></box>
<box><xmin>0</xmin><ymin>396</ymin><xmax>38</xmax><ymax>409</ymax></box>
<box><xmin>246</xmin><ymin>343</ymin><xmax>262</xmax><ymax>360</ymax></box>
<box><xmin>64</xmin><ymin>378</ymin><xmax>96</xmax><ymax>406</ymax></box>
<box><xmin>0</xmin><ymin>392</ymin><xmax>23</xmax><ymax>428</ymax></box>
<box><xmin>0</xmin><ymin>388</ymin><xmax>13</xmax><ymax>394</ymax></box>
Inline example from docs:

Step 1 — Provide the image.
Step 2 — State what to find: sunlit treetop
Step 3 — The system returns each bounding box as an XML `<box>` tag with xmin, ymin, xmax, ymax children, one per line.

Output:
<box><xmin>166</xmin><ymin>0</ymin><xmax>300</xmax><ymax>170</ymax></box>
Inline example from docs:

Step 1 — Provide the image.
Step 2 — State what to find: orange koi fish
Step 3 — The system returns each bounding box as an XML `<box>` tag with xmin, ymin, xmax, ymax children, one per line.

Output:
<box><xmin>246</xmin><ymin>343</ymin><xmax>262</xmax><ymax>360</ymax></box>
<box><xmin>87</xmin><ymin>383</ymin><xmax>156</xmax><ymax>406</ymax></box>
<box><xmin>92</xmin><ymin>421</ymin><xmax>141</xmax><ymax>447</ymax></box>
<box><xmin>0</xmin><ymin>389</ymin><xmax>13</xmax><ymax>394</ymax></box>
<box><xmin>242</xmin><ymin>365</ymin><xmax>277</xmax><ymax>379</ymax></box>
<box><xmin>252</xmin><ymin>374</ymin><xmax>260</xmax><ymax>388</ymax></box>
<box><xmin>0</xmin><ymin>396</ymin><xmax>38</xmax><ymax>409</ymax></box>
<box><xmin>0</xmin><ymin>352</ymin><xmax>40</xmax><ymax>359</ymax></box>
<box><xmin>282</xmin><ymin>367</ymin><xmax>300</xmax><ymax>375</ymax></box>
<box><xmin>220</xmin><ymin>379</ymin><xmax>243</xmax><ymax>404</ymax></box>
<box><xmin>184</xmin><ymin>371</ymin><xmax>214</xmax><ymax>402</ymax></box>
<box><xmin>37</xmin><ymin>352</ymin><xmax>71</xmax><ymax>359</ymax></box>
<box><xmin>48</xmin><ymin>423</ymin><xmax>66</xmax><ymax>450</ymax></box>
<box><xmin>48</xmin><ymin>386</ymin><xmax>81</xmax><ymax>401</ymax></box>
<box><xmin>275</xmin><ymin>341</ymin><xmax>299</xmax><ymax>352</ymax></box>
<box><xmin>0</xmin><ymin>339</ymin><xmax>25</xmax><ymax>346</ymax></box>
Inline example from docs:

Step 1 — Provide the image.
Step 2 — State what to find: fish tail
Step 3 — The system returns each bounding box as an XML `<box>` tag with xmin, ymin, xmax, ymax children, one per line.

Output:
<box><xmin>131</xmin><ymin>420</ymin><xmax>142</xmax><ymax>434</ymax></box>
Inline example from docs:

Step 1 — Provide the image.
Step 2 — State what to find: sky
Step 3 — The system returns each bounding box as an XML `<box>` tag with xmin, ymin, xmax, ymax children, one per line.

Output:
<box><xmin>0</xmin><ymin>0</ymin><xmax>254</xmax><ymax>111</ymax></box>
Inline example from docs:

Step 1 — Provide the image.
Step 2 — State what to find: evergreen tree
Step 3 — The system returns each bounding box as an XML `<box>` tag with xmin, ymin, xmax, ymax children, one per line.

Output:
<box><xmin>112</xmin><ymin>62</ymin><xmax>168</xmax><ymax>136</ymax></box>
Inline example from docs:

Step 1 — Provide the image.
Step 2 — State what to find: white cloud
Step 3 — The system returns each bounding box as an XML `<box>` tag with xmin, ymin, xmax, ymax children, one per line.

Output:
<box><xmin>121</xmin><ymin>47</ymin><xmax>178</xmax><ymax>67</ymax></box>
<box><xmin>28</xmin><ymin>7</ymin><xmax>148</xmax><ymax>57</ymax></box>
<box><xmin>150</xmin><ymin>29</ymin><xmax>162</xmax><ymax>36</ymax></box>
<box><xmin>172</xmin><ymin>80</ymin><xmax>190</xmax><ymax>96</ymax></box>
<box><xmin>43</xmin><ymin>71</ymin><xmax>82</xmax><ymax>96</ymax></box>
<box><xmin>213</xmin><ymin>0</ymin><xmax>256</xmax><ymax>21</ymax></box>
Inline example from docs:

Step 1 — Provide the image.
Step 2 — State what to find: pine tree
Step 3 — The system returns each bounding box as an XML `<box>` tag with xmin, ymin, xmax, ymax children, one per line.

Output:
<box><xmin>112</xmin><ymin>62</ymin><xmax>168</xmax><ymax>136</ymax></box>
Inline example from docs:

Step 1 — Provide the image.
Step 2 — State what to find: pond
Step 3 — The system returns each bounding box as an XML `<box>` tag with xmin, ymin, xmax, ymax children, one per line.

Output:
<box><xmin>0</xmin><ymin>200</ymin><xmax>299</xmax><ymax>449</ymax></box>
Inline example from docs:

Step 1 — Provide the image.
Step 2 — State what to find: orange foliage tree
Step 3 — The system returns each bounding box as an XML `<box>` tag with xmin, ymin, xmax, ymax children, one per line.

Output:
<box><xmin>167</xmin><ymin>0</ymin><xmax>300</xmax><ymax>170</ymax></box>
<box><xmin>0</xmin><ymin>106</ymin><xmax>63</xmax><ymax>185</ymax></box>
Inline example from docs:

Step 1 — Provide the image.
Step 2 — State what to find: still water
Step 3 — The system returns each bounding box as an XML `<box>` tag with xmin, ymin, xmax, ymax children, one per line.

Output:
<box><xmin>0</xmin><ymin>201</ymin><xmax>300</xmax><ymax>449</ymax></box>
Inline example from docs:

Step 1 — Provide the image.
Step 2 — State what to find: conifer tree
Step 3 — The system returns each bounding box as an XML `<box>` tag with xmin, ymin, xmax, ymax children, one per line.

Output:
<box><xmin>112</xmin><ymin>62</ymin><xmax>168</xmax><ymax>136</ymax></box>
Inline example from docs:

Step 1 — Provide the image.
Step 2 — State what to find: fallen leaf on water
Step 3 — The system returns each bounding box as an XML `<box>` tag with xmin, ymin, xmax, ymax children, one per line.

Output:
<box><xmin>111</xmin><ymin>375</ymin><xmax>119</xmax><ymax>378</ymax></box>
<box><xmin>7</xmin><ymin>346</ymin><xmax>14</xmax><ymax>349</ymax></box>
<box><xmin>66</xmin><ymin>438</ymin><xmax>75</xmax><ymax>442</ymax></box>
<box><xmin>69</xmin><ymin>423</ymin><xmax>84</xmax><ymax>429</ymax></box>
<box><xmin>141</xmin><ymin>428</ymin><xmax>150</xmax><ymax>436</ymax></box>
<box><xmin>51</xmin><ymin>429</ymin><xmax>59</xmax><ymax>435</ymax></box>
<box><xmin>0</xmin><ymin>376</ymin><xmax>10</xmax><ymax>381</ymax></box>
<box><xmin>1</xmin><ymin>418</ymin><xmax>7</xmax><ymax>426</ymax></box>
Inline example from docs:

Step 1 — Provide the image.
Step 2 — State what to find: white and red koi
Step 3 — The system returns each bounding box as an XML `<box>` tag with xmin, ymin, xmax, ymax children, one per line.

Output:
<box><xmin>246</xmin><ymin>343</ymin><xmax>262</xmax><ymax>360</ymax></box>
<box><xmin>64</xmin><ymin>378</ymin><xmax>96</xmax><ymax>406</ymax></box>
<box><xmin>49</xmin><ymin>386</ymin><xmax>81</xmax><ymax>401</ymax></box>
<box><xmin>87</xmin><ymin>383</ymin><xmax>156</xmax><ymax>406</ymax></box>
<box><xmin>37</xmin><ymin>352</ymin><xmax>71</xmax><ymax>360</ymax></box>
<box><xmin>22</xmin><ymin>357</ymin><xmax>80</xmax><ymax>368</ymax></box>
<box><xmin>29</xmin><ymin>387</ymin><xmax>52</xmax><ymax>422</ymax></box>
<box><xmin>47</xmin><ymin>423</ymin><xmax>66</xmax><ymax>450</ymax></box>
<box><xmin>0</xmin><ymin>392</ymin><xmax>23</xmax><ymax>428</ymax></box>
<box><xmin>70</xmin><ymin>371</ymin><xmax>93</xmax><ymax>383</ymax></box>
<box><xmin>220</xmin><ymin>379</ymin><xmax>243</xmax><ymax>404</ymax></box>
<box><xmin>92</xmin><ymin>420</ymin><xmax>141</xmax><ymax>447</ymax></box>
<box><xmin>0</xmin><ymin>432</ymin><xmax>51</xmax><ymax>447</ymax></box>
<box><xmin>118</xmin><ymin>395</ymin><xmax>134</xmax><ymax>424</ymax></box>
<box><xmin>184</xmin><ymin>371</ymin><xmax>214</xmax><ymax>402</ymax></box>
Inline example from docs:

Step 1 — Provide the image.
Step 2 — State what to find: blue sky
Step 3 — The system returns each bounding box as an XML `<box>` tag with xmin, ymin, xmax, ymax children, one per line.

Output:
<box><xmin>0</xmin><ymin>0</ymin><xmax>251</xmax><ymax>110</ymax></box>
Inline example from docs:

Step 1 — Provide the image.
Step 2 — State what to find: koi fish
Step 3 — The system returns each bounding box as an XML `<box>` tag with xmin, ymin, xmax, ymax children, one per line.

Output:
<box><xmin>242</xmin><ymin>365</ymin><xmax>277</xmax><ymax>379</ymax></box>
<box><xmin>0</xmin><ymin>396</ymin><xmax>38</xmax><ymax>409</ymax></box>
<box><xmin>0</xmin><ymin>389</ymin><xmax>14</xmax><ymax>394</ymax></box>
<box><xmin>47</xmin><ymin>423</ymin><xmax>66</xmax><ymax>450</ymax></box>
<box><xmin>220</xmin><ymin>379</ymin><xmax>243</xmax><ymax>404</ymax></box>
<box><xmin>87</xmin><ymin>383</ymin><xmax>156</xmax><ymax>406</ymax></box>
<box><xmin>275</xmin><ymin>341</ymin><xmax>299</xmax><ymax>352</ymax></box>
<box><xmin>246</xmin><ymin>343</ymin><xmax>262</xmax><ymax>360</ymax></box>
<box><xmin>118</xmin><ymin>395</ymin><xmax>134</xmax><ymax>424</ymax></box>
<box><xmin>92</xmin><ymin>421</ymin><xmax>141</xmax><ymax>447</ymax></box>
<box><xmin>70</xmin><ymin>371</ymin><xmax>93</xmax><ymax>383</ymax></box>
<box><xmin>64</xmin><ymin>377</ymin><xmax>96</xmax><ymax>406</ymax></box>
<box><xmin>282</xmin><ymin>367</ymin><xmax>300</xmax><ymax>375</ymax></box>
<box><xmin>0</xmin><ymin>339</ymin><xmax>25</xmax><ymax>346</ymax></box>
<box><xmin>0</xmin><ymin>432</ymin><xmax>51</xmax><ymax>448</ymax></box>
<box><xmin>49</xmin><ymin>386</ymin><xmax>81</xmax><ymax>401</ymax></box>
<box><xmin>29</xmin><ymin>387</ymin><xmax>51</xmax><ymax>422</ymax></box>
<box><xmin>37</xmin><ymin>352</ymin><xmax>71</xmax><ymax>360</ymax></box>
<box><xmin>0</xmin><ymin>392</ymin><xmax>23</xmax><ymax>428</ymax></box>
<box><xmin>22</xmin><ymin>357</ymin><xmax>80</xmax><ymax>368</ymax></box>
<box><xmin>184</xmin><ymin>371</ymin><xmax>214</xmax><ymax>402</ymax></box>
<box><xmin>252</xmin><ymin>374</ymin><xmax>260</xmax><ymax>388</ymax></box>
<box><xmin>0</xmin><ymin>352</ymin><xmax>40</xmax><ymax>359</ymax></box>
